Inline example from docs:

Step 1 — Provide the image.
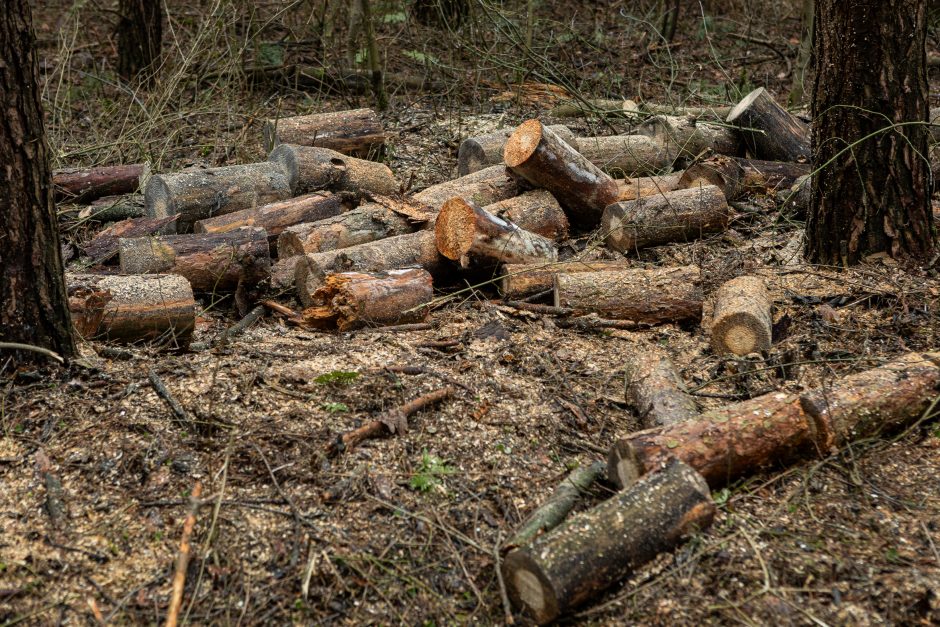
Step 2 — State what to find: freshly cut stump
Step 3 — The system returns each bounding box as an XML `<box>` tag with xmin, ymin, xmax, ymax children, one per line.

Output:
<box><xmin>268</xmin><ymin>144</ymin><xmax>398</xmax><ymax>196</ymax></box>
<box><xmin>616</xmin><ymin>173</ymin><xmax>683</xmax><ymax>201</ymax></box>
<box><xmin>709</xmin><ymin>275</ymin><xmax>773</xmax><ymax>356</ymax></box>
<box><xmin>262</xmin><ymin>108</ymin><xmax>385</xmax><ymax>157</ymax></box>
<box><xmin>726</xmin><ymin>87</ymin><xmax>810</xmax><ymax>162</ymax></box>
<box><xmin>678</xmin><ymin>155</ymin><xmax>747</xmax><ymax>200</ymax></box>
<box><xmin>576</xmin><ymin>135</ymin><xmax>673</xmax><ymax>177</ymax></box>
<box><xmin>457</xmin><ymin>124</ymin><xmax>578</xmax><ymax>176</ymax></box>
<box><xmin>636</xmin><ymin>115</ymin><xmax>740</xmax><ymax>161</ymax></box>
<box><xmin>413</xmin><ymin>165</ymin><xmax>521</xmax><ymax>210</ymax></box>
<box><xmin>500</xmin><ymin>260</ymin><xmax>630</xmax><ymax>299</ymax></box>
<box><xmin>503</xmin><ymin>460</ymin><xmax>716</xmax><ymax>624</ymax></box>
<box><xmin>625</xmin><ymin>345</ymin><xmax>698</xmax><ymax>428</ymax></box>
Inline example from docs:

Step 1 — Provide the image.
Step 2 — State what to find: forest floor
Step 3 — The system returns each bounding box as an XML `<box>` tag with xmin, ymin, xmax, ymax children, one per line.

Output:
<box><xmin>3</xmin><ymin>1</ymin><xmax>940</xmax><ymax>625</ymax></box>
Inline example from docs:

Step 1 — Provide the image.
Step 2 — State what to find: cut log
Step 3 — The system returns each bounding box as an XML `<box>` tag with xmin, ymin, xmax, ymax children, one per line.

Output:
<box><xmin>554</xmin><ymin>266</ymin><xmax>703</xmax><ymax>324</ymax></box>
<box><xmin>54</xmin><ymin>163</ymin><xmax>145</xmax><ymax>203</ymax></box>
<box><xmin>483</xmin><ymin>189</ymin><xmax>569</xmax><ymax>241</ymax></box>
<box><xmin>268</xmin><ymin>143</ymin><xmax>398</xmax><ymax>196</ymax></box>
<box><xmin>500</xmin><ymin>260</ymin><xmax>631</xmax><ymax>299</ymax></box>
<box><xmin>503</xmin><ymin>459</ymin><xmax>715</xmax><ymax>624</ymax></box>
<box><xmin>83</xmin><ymin>193</ymin><xmax>146</xmax><ymax>222</ymax></box>
<box><xmin>677</xmin><ymin>155</ymin><xmax>747</xmax><ymax>200</ymax></box>
<box><xmin>504</xmin><ymin>120</ymin><xmax>620</xmax><ymax>229</ymax></box>
<box><xmin>118</xmin><ymin>227</ymin><xmax>271</xmax><ymax>291</ymax></box>
<box><xmin>780</xmin><ymin>174</ymin><xmax>811</xmax><ymax>217</ymax></box>
<box><xmin>271</xmin><ymin>255</ymin><xmax>301</xmax><ymax>290</ymax></box>
<box><xmin>550</xmin><ymin>98</ymin><xmax>732</xmax><ymax>121</ymax></box>
<box><xmin>435</xmin><ymin>198</ymin><xmax>558</xmax><ymax>265</ymax></box>
<box><xmin>575</xmin><ymin>135</ymin><xmax>673</xmax><ymax>178</ymax></box>
<box><xmin>457</xmin><ymin>124</ymin><xmax>578</xmax><ymax>176</ymax></box>
<box><xmin>144</xmin><ymin>162</ymin><xmax>291</xmax><ymax>233</ymax></box>
<box><xmin>738</xmin><ymin>157</ymin><xmax>810</xmax><ymax>193</ymax></box>
<box><xmin>82</xmin><ymin>215</ymin><xmax>179</xmax><ymax>264</ymax></box>
<box><xmin>726</xmin><ymin>87</ymin><xmax>810</xmax><ymax>162</ymax></box>
<box><xmin>413</xmin><ymin>165</ymin><xmax>521</xmax><ymax>210</ymax></box>
<box><xmin>262</xmin><ymin>108</ymin><xmax>385</xmax><ymax>157</ymax></box>
<box><xmin>67</xmin><ymin>273</ymin><xmax>195</xmax><ymax>346</ymax></box>
<box><xmin>709</xmin><ymin>275</ymin><xmax>773</xmax><ymax>356</ymax></box>
<box><xmin>616</xmin><ymin>173</ymin><xmax>683</xmax><ymax>201</ymax></box>
<box><xmin>602</xmin><ymin>185</ymin><xmax>731</xmax><ymax>252</ymax></box>
<box><xmin>301</xmin><ymin>268</ymin><xmax>433</xmax><ymax>331</ymax></box>
<box><xmin>636</xmin><ymin>115</ymin><xmax>741</xmax><ymax>161</ymax></box>
<box><xmin>625</xmin><ymin>345</ymin><xmax>698</xmax><ymax>428</ymax></box>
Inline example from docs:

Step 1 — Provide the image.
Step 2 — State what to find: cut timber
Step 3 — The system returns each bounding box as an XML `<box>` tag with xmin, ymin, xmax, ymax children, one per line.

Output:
<box><xmin>457</xmin><ymin>124</ymin><xmax>578</xmax><ymax>176</ymax></box>
<box><xmin>54</xmin><ymin>163</ymin><xmax>144</xmax><ymax>203</ymax></box>
<box><xmin>678</xmin><ymin>155</ymin><xmax>747</xmax><ymax>200</ymax></box>
<box><xmin>709</xmin><ymin>275</ymin><xmax>773</xmax><ymax>356</ymax></box>
<box><xmin>738</xmin><ymin>157</ymin><xmax>810</xmax><ymax>192</ymax></box>
<box><xmin>144</xmin><ymin>162</ymin><xmax>291</xmax><ymax>233</ymax></box>
<box><xmin>84</xmin><ymin>193</ymin><xmax>145</xmax><ymax>222</ymax></box>
<box><xmin>268</xmin><ymin>144</ymin><xmax>398</xmax><ymax>196</ymax></box>
<box><xmin>554</xmin><ymin>266</ymin><xmax>703</xmax><ymax>324</ymax></box>
<box><xmin>637</xmin><ymin>115</ymin><xmax>741</xmax><ymax>161</ymax></box>
<box><xmin>576</xmin><ymin>135</ymin><xmax>673</xmax><ymax>178</ymax></box>
<box><xmin>82</xmin><ymin>215</ymin><xmax>179</xmax><ymax>264</ymax></box>
<box><xmin>271</xmin><ymin>256</ymin><xmax>301</xmax><ymax>290</ymax></box>
<box><xmin>726</xmin><ymin>87</ymin><xmax>810</xmax><ymax>162</ymax></box>
<box><xmin>503</xmin><ymin>460</ymin><xmax>715</xmax><ymax>624</ymax></box>
<box><xmin>602</xmin><ymin>185</ymin><xmax>731</xmax><ymax>252</ymax></box>
<box><xmin>625</xmin><ymin>345</ymin><xmax>698</xmax><ymax>428</ymax></box>
<box><xmin>262</xmin><ymin>108</ymin><xmax>385</xmax><ymax>157</ymax></box>
<box><xmin>301</xmin><ymin>268</ymin><xmax>433</xmax><ymax>331</ymax></box>
<box><xmin>500</xmin><ymin>260</ymin><xmax>630</xmax><ymax>299</ymax></box>
<box><xmin>67</xmin><ymin>273</ymin><xmax>195</xmax><ymax>346</ymax></box>
<box><xmin>483</xmin><ymin>189</ymin><xmax>569</xmax><ymax>241</ymax></box>
<box><xmin>504</xmin><ymin>120</ymin><xmax>620</xmax><ymax>228</ymax></box>
<box><xmin>435</xmin><ymin>198</ymin><xmax>558</xmax><ymax>265</ymax></box>
<box><xmin>552</xmin><ymin>98</ymin><xmax>733</xmax><ymax>120</ymax></box>
<box><xmin>616</xmin><ymin>173</ymin><xmax>683</xmax><ymax>201</ymax></box>
<box><xmin>413</xmin><ymin>165</ymin><xmax>521</xmax><ymax>210</ymax></box>
<box><xmin>119</xmin><ymin>227</ymin><xmax>270</xmax><ymax>291</ymax></box>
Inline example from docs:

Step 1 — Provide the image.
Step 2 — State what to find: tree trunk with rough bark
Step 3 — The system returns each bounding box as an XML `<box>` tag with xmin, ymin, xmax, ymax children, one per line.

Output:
<box><xmin>116</xmin><ymin>0</ymin><xmax>162</xmax><ymax>83</ymax></box>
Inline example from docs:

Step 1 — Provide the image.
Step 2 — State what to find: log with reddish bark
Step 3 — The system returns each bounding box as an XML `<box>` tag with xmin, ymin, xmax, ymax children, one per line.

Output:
<box><xmin>602</xmin><ymin>185</ymin><xmax>731</xmax><ymax>252</ymax></box>
<box><xmin>82</xmin><ymin>215</ymin><xmax>179</xmax><ymax>264</ymax></box>
<box><xmin>709</xmin><ymin>275</ymin><xmax>773</xmax><ymax>356</ymax></box>
<box><xmin>554</xmin><ymin>265</ymin><xmax>703</xmax><ymax>324</ymax></box>
<box><xmin>615</xmin><ymin>173</ymin><xmax>683</xmax><ymax>201</ymax></box>
<box><xmin>625</xmin><ymin>345</ymin><xmax>698</xmax><ymax>428</ymax></box>
<box><xmin>575</xmin><ymin>135</ymin><xmax>675</xmax><ymax>177</ymax></box>
<box><xmin>54</xmin><ymin>163</ymin><xmax>145</xmax><ymax>203</ymax></box>
<box><xmin>503</xmin><ymin>459</ymin><xmax>716</xmax><ymax>625</ymax></box>
<box><xmin>678</xmin><ymin>155</ymin><xmax>748</xmax><ymax>200</ymax></box>
<box><xmin>118</xmin><ymin>227</ymin><xmax>271</xmax><ymax>291</ymax></box>
<box><xmin>262</xmin><ymin>108</ymin><xmax>386</xmax><ymax>157</ymax></box>
<box><xmin>500</xmin><ymin>260</ymin><xmax>631</xmax><ymax>299</ymax></box>
<box><xmin>457</xmin><ymin>124</ymin><xmax>578</xmax><ymax>176</ymax></box>
<box><xmin>413</xmin><ymin>165</ymin><xmax>521</xmax><ymax>210</ymax></box>
<box><xmin>268</xmin><ymin>143</ymin><xmax>399</xmax><ymax>196</ymax></box>
<box><xmin>637</xmin><ymin>115</ymin><xmax>741</xmax><ymax>161</ymax></box>
<box><xmin>726</xmin><ymin>87</ymin><xmax>810</xmax><ymax>162</ymax></box>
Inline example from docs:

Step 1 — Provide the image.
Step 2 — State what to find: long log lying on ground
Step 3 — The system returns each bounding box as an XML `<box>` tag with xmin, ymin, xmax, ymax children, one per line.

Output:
<box><xmin>54</xmin><ymin>163</ymin><xmax>145</xmax><ymax>203</ymax></box>
<box><xmin>83</xmin><ymin>215</ymin><xmax>179</xmax><ymax>264</ymax></box>
<box><xmin>300</xmin><ymin>268</ymin><xmax>433</xmax><ymax>331</ymax></box>
<box><xmin>413</xmin><ymin>165</ymin><xmax>521</xmax><ymax>210</ymax></box>
<box><xmin>709</xmin><ymin>275</ymin><xmax>773</xmax><ymax>356</ymax></box>
<box><xmin>616</xmin><ymin>173</ymin><xmax>683</xmax><ymax>201</ymax></box>
<box><xmin>503</xmin><ymin>459</ymin><xmax>716</xmax><ymax>624</ymax></box>
<box><xmin>603</xmin><ymin>185</ymin><xmax>731</xmax><ymax>252</ymax></box>
<box><xmin>67</xmin><ymin>273</ymin><xmax>196</xmax><ymax>346</ymax></box>
<box><xmin>504</xmin><ymin>120</ymin><xmax>620</xmax><ymax>229</ymax></box>
<box><xmin>268</xmin><ymin>144</ymin><xmax>399</xmax><ymax>196</ymax></box>
<box><xmin>262</xmin><ymin>108</ymin><xmax>385</xmax><ymax>157</ymax></box>
<box><xmin>500</xmin><ymin>260</ymin><xmax>631</xmax><ymax>299</ymax></box>
<box><xmin>145</xmin><ymin>162</ymin><xmax>291</xmax><ymax>233</ymax></box>
<box><xmin>726</xmin><ymin>87</ymin><xmax>810</xmax><ymax>162</ymax></box>
<box><xmin>554</xmin><ymin>265</ymin><xmax>703</xmax><ymax>324</ymax></box>
<box><xmin>637</xmin><ymin>115</ymin><xmax>740</xmax><ymax>161</ymax></box>
<box><xmin>119</xmin><ymin>227</ymin><xmax>271</xmax><ymax>291</ymax></box>
<box><xmin>625</xmin><ymin>345</ymin><xmax>698</xmax><ymax>428</ymax></box>
<box><xmin>457</xmin><ymin>125</ymin><xmax>578</xmax><ymax>176</ymax></box>
<box><xmin>575</xmin><ymin>135</ymin><xmax>674</xmax><ymax>177</ymax></box>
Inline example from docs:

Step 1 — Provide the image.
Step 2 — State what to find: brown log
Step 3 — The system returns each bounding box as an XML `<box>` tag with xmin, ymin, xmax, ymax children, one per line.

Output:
<box><xmin>413</xmin><ymin>165</ymin><xmax>521</xmax><ymax>210</ymax></box>
<box><xmin>54</xmin><ymin>163</ymin><xmax>144</xmax><ymax>203</ymax></box>
<box><xmin>262</xmin><ymin>108</ymin><xmax>385</xmax><ymax>157</ymax></box>
<box><xmin>576</xmin><ymin>135</ymin><xmax>674</xmax><ymax>177</ymax></box>
<box><xmin>677</xmin><ymin>155</ymin><xmax>747</xmax><ymax>200</ymax></box>
<box><xmin>726</xmin><ymin>87</ymin><xmax>810</xmax><ymax>162</ymax></box>
<box><xmin>271</xmin><ymin>255</ymin><xmax>301</xmax><ymax>290</ymax></box>
<box><xmin>709</xmin><ymin>275</ymin><xmax>773</xmax><ymax>356</ymax></box>
<box><xmin>144</xmin><ymin>162</ymin><xmax>291</xmax><ymax>233</ymax></box>
<box><xmin>118</xmin><ymin>227</ymin><xmax>271</xmax><ymax>291</ymax></box>
<box><xmin>615</xmin><ymin>173</ymin><xmax>683</xmax><ymax>201</ymax></box>
<box><xmin>82</xmin><ymin>215</ymin><xmax>179</xmax><ymax>264</ymax></box>
<box><xmin>67</xmin><ymin>273</ymin><xmax>195</xmax><ymax>346</ymax></box>
<box><xmin>268</xmin><ymin>143</ymin><xmax>398</xmax><ymax>197</ymax></box>
<box><xmin>780</xmin><ymin>174</ymin><xmax>812</xmax><ymax>217</ymax></box>
<box><xmin>550</xmin><ymin>98</ymin><xmax>732</xmax><ymax>120</ymax></box>
<box><xmin>602</xmin><ymin>185</ymin><xmax>731</xmax><ymax>252</ymax></box>
<box><xmin>554</xmin><ymin>266</ymin><xmax>703</xmax><ymax>324</ymax></box>
<box><xmin>503</xmin><ymin>459</ymin><xmax>716</xmax><ymax>625</ymax></box>
<box><xmin>738</xmin><ymin>157</ymin><xmax>810</xmax><ymax>193</ymax></box>
<box><xmin>625</xmin><ymin>345</ymin><xmax>698</xmax><ymax>428</ymax></box>
<box><xmin>457</xmin><ymin>125</ymin><xmax>577</xmax><ymax>176</ymax></box>
<box><xmin>500</xmin><ymin>260</ymin><xmax>631</xmax><ymax>299</ymax></box>
<box><xmin>301</xmin><ymin>268</ymin><xmax>433</xmax><ymax>331</ymax></box>
<box><xmin>504</xmin><ymin>120</ymin><xmax>620</xmax><ymax>229</ymax></box>
<box><xmin>83</xmin><ymin>193</ymin><xmax>145</xmax><ymax>222</ymax></box>
<box><xmin>480</xmin><ymin>189</ymin><xmax>569</xmax><ymax>241</ymax></box>
<box><xmin>637</xmin><ymin>115</ymin><xmax>741</xmax><ymax>161</ymax></box>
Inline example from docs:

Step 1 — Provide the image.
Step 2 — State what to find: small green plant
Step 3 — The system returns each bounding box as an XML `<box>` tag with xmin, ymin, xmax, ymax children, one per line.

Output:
<box><xmin>321</xmin><ymin>402</ymin><xmax>349</xmax><ymax>413</ymax></box>
<box><xmin>409</xmin><ymin>450</ymin><xmax>455</xmax><ymax>492</ymax></box>
<box><xmin>314</xmin><ymin>371</ymin><xmax>359</xmax><ymax>385</ymax></box>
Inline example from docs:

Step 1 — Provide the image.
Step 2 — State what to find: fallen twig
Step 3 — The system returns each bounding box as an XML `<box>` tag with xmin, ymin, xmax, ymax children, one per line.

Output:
<box><xmin>166</xmin><ymin>481</ymin><xmax>203</xmax><ymax>627</ymax></box>
<box><xmin>191</xmin><ymin>304</ymin><xmax>265</xmax><ymax>351</ymax></box>
<box><xmin>494</xmin><ymin>531</ymin><xmax>516</xmax><ymax>625</ymax></box>
<box><xmin>501</xmin><ymin>300</ymin><xmax>575</xmax><ymax>316</ymax></box>
<box><xmin>148</xmin><ymin>368</ymin><xmax>195</xmax><ymax>431</ymax></box>
<box><xmin>556</xmin><ymin>314</ymin><xmax>638</xmax><ymax>331</ymax></box>
<box><xmin>35</xmin><ymin>450</ymin><xmax>66</xmax><ymax>529</ymax></box>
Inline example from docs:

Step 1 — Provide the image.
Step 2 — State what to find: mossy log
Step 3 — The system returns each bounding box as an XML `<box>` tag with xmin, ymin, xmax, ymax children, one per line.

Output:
<box><xmin>500</xmin><ymin>260</ymin><xmax>631</xmax><ymax>299</ymax></box>
<box><xmin>268</xmin><ymin>144</ymin><xmax>399</xmax><ymax>196</ymax></box>
<box><xmin>83</xmin><ymin>215</ymin><xmax>179</xmax><ymax>264</ymax></box>
<box><xmin>457</xmin><ymin>124</ymin><xmax>577</xmax><ymax>176</ymax></box>
<box><xmin>726</xmin><ymin>87</ymin><xmax>810</xmax><ymax>162</ymax></box>
<box><xmin>54</xmin><ymin>163</ymin><xmax>145</xmax><ymax>203</ymax></box>
<box><xmin>413</xmin><ymin>165</ymin><xmax>521</xmax><ymax>210</ymax></box>
<box><xmin>709</xmin><ymin>275</ymin><xmax>773</xmax><ymax>356</ymax></box>
<box><xmin>615</xmin><ymin>173</ymin><xmax>683</xmax><ymax>201</ymax></box>
<box><xmin>636</xmin><ymin>115</ymin><xmax>741</xmax><ymax>161</ymax></box>
<box><xmin>262</xmin><ymin>108</ymin><xmax>385</xmax><ymax>157</ymax></box>
<box><xmin>625</xmin><ymin>345</ymin><xmax>698</xmax><ymax>428</ymax></box>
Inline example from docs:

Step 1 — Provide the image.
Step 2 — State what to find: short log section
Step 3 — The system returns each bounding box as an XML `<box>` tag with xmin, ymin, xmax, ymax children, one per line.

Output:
<box><xmin>678</xmin><ymin>155</ymin><xmax>747</xmax><ymax>200</ymax></box>
<box><xmin>268</xmin><ymin>144</ymin><xmax>399</xmax><ymax>196</ymax></box>
<box><xmin>54</xmin><ymin>163</ymin><xmax>145</xmax><ymax>204</ymax></box>
<box><xmin>485</xmin><ymin>189</ymin><xmax>569</xmax><ymax>241</ymax></box>
<box><xmin>726</xmin><ymin>87</ymin><xmax>810</xmax><ymax>162</ymax></box>
<box><xmin>625</xmin><ymin>345</ymin><xmax>698</xmax><ymax>428</ymax></box>
<box><xmin>575</xmin><ymin>135</ymin><xmax>673</xmax><ymax>177</ymax></box>
<box><xmin>83</xmin><ymin>215</ymin><xmax>179</xmax><ymax>264</ymax></box>
<box><xmin>457</xmin><ymin>124</ymin><xmax>578</xmax><ymax>176</ymax></box>
<box><xmin>262</xmin><ymin>108</ymin><xmax>385</xmax><ymax>157</ymax></box>
<box><xmin>709</xmin><ymin>275</ymin><xmax>773</xmax><ymax>356</ymax></box>
<box><xmin>637</xmin><ymin>115</ymin><xmax>740</xmax><ymax>161</ymax></box>
<box><xmin>413</xmin><ymin>165</ymin><xmax>521</xmax><ymax>210</ymax></box>
<box><xmin>616</xmin><ymin>173</ymin><xmax>683</xmax><ymax>201</ymax></box>
<box><xmin>500</xmin><ymin>260</ymin><xmax>630</xmax><ymax>299</ymax></box>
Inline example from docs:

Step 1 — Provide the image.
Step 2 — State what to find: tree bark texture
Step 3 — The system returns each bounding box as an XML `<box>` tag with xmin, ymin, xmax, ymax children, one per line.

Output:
<box><xmin>726</xmin><ymin>87</ymin><xmax>810</xmax><ymax>162</ymax></box>
<box><xmin>263</xmin><ymin>108</ymin><xmax>385</xmax><ymax>157</ymax></box>
<box><xmin>576</xmin><ymin>134</ymin><xmax>674</xmax><ymax>178</ymax></box>
<box><xmin>616</xmin><ymin>173</ymin><xmax>683</xmax><ymax>201</ymax></box>
<box><xmin>116</xmin><ymin>0</ymin><xmax>162</xmax><ymax>82</ymax></box>
<box><xmin>625</xmin><ymin>345</ymin><xmax>698</xmax><ymax>428</ymax></box>
<box><xmin>500</xmin><ymin>260</ymin><xmax>631</xmax><ymax>299</ymax></box>
<box><xmin>412</xmin><ymin>165</ymin><xmax>521</xmax><ymax>210</ymax></box>
<box><xmin>636</xmin><ymin>115</ymin><xmax>741</xmax><ymax>162</ymax></box>
<box><xmin>53</xmin><ymin>163</ymin><xmax>144</xmax><ymax>204</ymax></box>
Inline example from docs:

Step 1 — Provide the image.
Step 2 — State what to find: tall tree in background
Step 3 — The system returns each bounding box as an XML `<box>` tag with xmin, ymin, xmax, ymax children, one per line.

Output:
<box><xmin>116</xmin><ymin>0</ymin><xmax>162</xmax><ymax>82</ymax></box>
<box><xmin>806</xmin><ymin>0</ymin><xmax>934</xmax><ymax>265</ymax></box>
<box><xmin>0</xmin><ymin>0</ymin><xmax>76</xmax><ymax>361</ymax></box>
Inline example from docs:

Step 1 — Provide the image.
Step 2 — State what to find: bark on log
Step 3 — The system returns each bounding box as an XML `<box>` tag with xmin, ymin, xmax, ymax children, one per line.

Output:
<box><xmin>82</xmin><ymin>215</ymin><xmax>179</xmax><ymax>264</ymax></box>
<box><xmin>500</xmin><ymin>260</ymin><xmax>631</xmax><ymax>299</ymax></box>
<box><xmin>503</xmin><ymin>459</ymin><xmax>716</xmax><ymax>624</ymax></box>
<box><xmin>637</xmin><ymin>115</ymin><xmax>741</xmax><ymax>161</ymax></box>
<box><xmin>144</xmin><ymin>162</ymin><xmax>291</xmax><ymax>233</ymax></box>
<box><xmin>268</xmin><ymin>144</ymin><xmax>398</xmax><ymax>196</ymax></box>
<box><xmin>625</xmin><ymin>345</ymin><xmax>698</xmax><ymax>428</ymax></box>
<box><xmin>54</xmin><ymin>163</ymin><xmax>145</xmax><ymax>203</ymax></box>
<box><xmin>300</xmin><ymin>268</ymin><xmax>433</xmax><ymax>331</ymax></box>
<box><xmin>575</xmin><ymin>135</ymin><xmax>674</xmax><ymax>178</ymax></box>
<box><xmin>554</xmin><ymin>266</ymin><xmax>703</xmax><ymax>324</ymax></box>
<box><xmin>602</xmin><ymin>185</ymin><xmax>731</xmax><ymax>252</ymax></box>
<box><xmin>457</xmin><ymin>125</ymin><xmax>578</xmax><ymax>176</ymax></box>
<box><xmin>84</xmin><ymin>193</ymin><xmax>146</xmax><ymax>222</ymax></box>
<box><xmin>262</xmin><ymin>108</ymin><xmax>385</xmax><ymax>157</ymax></box>
<box><xmin>504</xmin><ymin>120</ymin><xmax>620</xmax><ymax>229</ymax></box>
<box><xmin>67</xmin><ymin>273</ymin><xmax>195</xmax><ymax>346</ymax></box>
<box><xmin>271</xmin><ymin>255</ymin><xmax>301</xmax><ymax>290</ymax></box>
<box><xmin>709</xmin><ymin>275</ymin><xmax>773</xmax><ymax>356</ymax></box>
<box><xmin>726</xmin><ymin>87</ymin><xmax>810</xmax><ymax>162</ymax></box>
<box><xmin>738</xmin><ymin>157</ymin><xmax>811</xmax><ymax>193</ymax></box>
<box><xmin>119</xmin><ymin>227</ymin><xmax>271</xmax><ymax>291</ymax></box>
<box><xmin>413</xmin><ymin>165</ymin><xmax>521</xmax><ymax>210</ymax></box>
<box><xmin>616</xmin><ymin>173</ymin><xmax>683</xmax><ymax>201</ymax></box>
<box><xmin>483</xmin><ymin>189</ymin><xmax>569</xmax><ymax>241</ymax></box>
<box><xmin>677</xmin><ymin>155</ymin><xmax>747</xmax><ymax>200</ymax></box>
<box><xmin>550</xmin><ymin>98</ymin><xmax>732</xmax><ymax>121</ymax></box>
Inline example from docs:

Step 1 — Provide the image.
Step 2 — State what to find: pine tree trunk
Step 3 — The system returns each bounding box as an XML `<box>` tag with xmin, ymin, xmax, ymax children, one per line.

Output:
<box><xmin>0</xmin><ymin>0</ymin><xmax>76</xmax><ymax>362</ymax></box>
<box><xmin>806</xmin><ymin>0</ymin><xmax>934</xmax><ymax>264</ymax></box>
<box><xmin>116</xmin><ymin>0</ymin><xmax>162</xmax><ymax>83</ymax></box>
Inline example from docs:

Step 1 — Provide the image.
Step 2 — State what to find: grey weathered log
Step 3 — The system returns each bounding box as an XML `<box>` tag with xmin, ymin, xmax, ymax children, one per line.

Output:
<box><xmin>500</xmin><ymin>260</ymin><xmax>631</xmax><ymax>299</ymax></box>
<box><xmin>576</xmin><ymin>135</ymin><xmax>674</xmax><ymax>177</ymax></box>
<box><xmin>413</xmin><ymin>165</ymin><xmax>521</xmax><ymax>210</ymax></box>
<box><xmin>636</xmin><ymin>115</ymin><xmax>740</xmax><ymax>161</ymax></box>
<box><xmin>726</xmin><ymin>87</ymin><xmax>810</xmax><ymax>162</ymax></box>
<box><xmin>263</xmin><ymin>108</ymin><xmax>385</xmax><ymax>157</ymax></box>
<box><xmin>615</xmin><ymin>173</ymin><xmax>683</xmax><ymax>201</ymax></box>
<box><xmin>625</xmin><ymin>345</ymin><xmax>698</xmax><ymax>428</ymax></box>
<box><xmin>82</xmin><ymin>215</ymin><xmax>179</xmax><ymax>264</ymax></box>
<box><xmin>709</xmin><ymin>275</ymin><xmax>773</xmax><ymax>356</ymax></box>
<box><xmin>268</xmin><ymin>143</ymin><xmax>398</xmax><ymax>196</ymax></box>
<box><xmin>457</xmin><ymin>125</ymin><xmax>578</xmax><ymax>176</ymax></box>
<box><xmin>677</xmin><ymin>155</ymin><xmax>747</xmax><ymax>200</ymax></box>
<box><xmin>550</xmin><ymin>98</ymin><xmax>732</xmax><ymax>121</ymax></box>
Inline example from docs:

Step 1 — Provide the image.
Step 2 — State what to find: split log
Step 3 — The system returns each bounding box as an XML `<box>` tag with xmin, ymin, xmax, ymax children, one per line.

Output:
<box><xmin>554</xmin><ymin>265</ymin><xmax>703</xmax><ymax>324</ymax></box>
<box><xmin>636</xmin><ymin>115</ymin><xmax>740</xmax><ymax>161</ymax></box>
<box><xmin>504</xmin><ymin>120</ymin><xmax>620</xmax><ymax>229</ymax></box>
<box><xmin>435</xmin><ymin>198</ymin><xmax>558</xmax><ymax>265</ymax></box>
<box><xmin>482</xmin><ymin>189</ymin><xmax>569</xmax><ymax>241</ymax></box>
<box><xmin>575</xmin><ymin>135</ymin><xmax>673</xmax><ymax>178</ymax></box>
<box><xmin>268</xmin><ymin>143</ymin><xmax>398</xmax><ymax>196</ymax></box>
<box><xmin>602</xmin><ymin>185</ymin><xmax>731</xmax><ymax>252</ymax></box>
<box><xmin>54</xmin><ymin>163</ymin><xmax>145</xmax><ymax>203</ymax></box>
<box><xmin>726</xmin><ymin>87</ymin><xmax>810</xmax><ymax>162</ymax></box>
<box><xmin>709</xmin><ymin>275</ymin><xmax>773</xmax><ymax>356</ymax></box>
<box><xmin>83</xmin><ymin>193</ymin><xmax>146</xmax><ymax>222</ymax></box>
<box><xmin>625</xmin><ymin>345</ymin><xmax>698</xmax><ymax>428</ymax></box>
<box><xmin>503</xmin><ymin>459</ymin><xmax>715</xmax><ymax>624</ymax></box>
<box><xmin>301</xmin><ymin>268</ymin><xmax>433</xmax><ymax>331</ymax></box>
<box><xmin>457</xmin><ymin>125</ymin><xmax>578</xmax><ymax>176</ymax></box>
<box><xmin>677</xmin><ymin>155</ymin><xmax>747</xmax><ymax>200</ymax></box>
<box><xmin>144</xmin><ymin>162</ymin><xmax>291</xmax><ymax>233</ymax></box>
<box><xmin>616</xmin><ymin>173</ymin><xmax>683</xmax><ymax>201</ymax></box>
<box><xmin>118</xmin><ymin>227</ymin><xmax>271</xmax><ymax>291</ymax></box>
<box><xmin>82</xmin><ymin>215</ymin><xmax>179</xmax><ymax>264</ymax></box>
<box><xmin>262</xmin><ymin>108</ymin><xmax>385</xmax><ymax>157</ymax></box>
<box><xmin>413</xmin><ymin>165</ymin><xmax>521</xmax><ymax>210</ymax></box>
<box><xmin>67</xmin><ymin>273</ymin><xmax>196</xmax><ymax>346</ymax></box>
<box><xmin>500</xmin><ymin>260</ymin><xmax>631</xmax><ymax>299</ymax></box>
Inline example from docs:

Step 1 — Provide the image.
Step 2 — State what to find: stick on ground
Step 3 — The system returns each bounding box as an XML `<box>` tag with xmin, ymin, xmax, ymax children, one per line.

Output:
<box><xmin>165</xmin><ymin>481</ymin><xmax>203</xmax><ymax>627</ymax></box>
